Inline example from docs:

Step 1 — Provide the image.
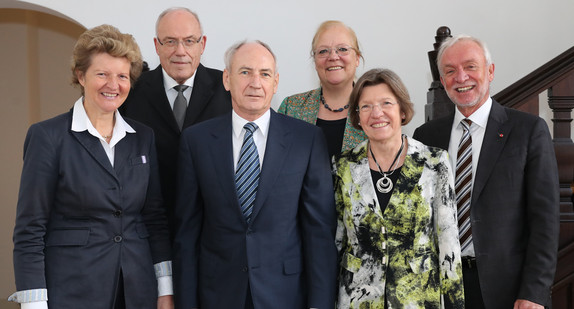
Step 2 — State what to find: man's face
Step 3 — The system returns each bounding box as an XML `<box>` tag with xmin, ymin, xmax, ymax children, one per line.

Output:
<box><xmin>154</xmin><ymin>10</ymin><xmax>206</xmax><ymax>84</ymax></box>
<box><xmin>223</xmin><ymin>43</ymin><xmax>279</xmax><ymax>121</ymax></box>
<box><xmin>439</xmin><ymin>39</ymin><xmax>494</xmax><ymax>116</ymax></box>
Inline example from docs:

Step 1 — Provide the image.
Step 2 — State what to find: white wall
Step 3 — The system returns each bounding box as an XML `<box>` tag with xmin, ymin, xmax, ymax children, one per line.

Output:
<box><xmin>4</xmin><ymin>0</ymin><xmax>574</xmax><ymax>136</ymax></box>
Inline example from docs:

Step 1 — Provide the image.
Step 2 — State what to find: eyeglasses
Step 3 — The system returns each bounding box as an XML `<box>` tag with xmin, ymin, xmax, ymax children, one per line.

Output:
<box><xmin>313</xmin><ymin>46</ymin><xmax>354</xmax><ymax>58</ymax></box>
<box><xmin>357</xmin><ymin>101</ymin><xmax>398</xmax><ymax>113</ymax></box>
<box><xmin>157</xmin><ymin>36</ymin><xmax>203</xmax><ymax>49</ymax></box>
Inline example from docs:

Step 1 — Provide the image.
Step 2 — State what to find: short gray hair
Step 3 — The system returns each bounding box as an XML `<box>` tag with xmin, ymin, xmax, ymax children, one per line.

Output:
<box><xmin>155</xmin><ymin>7</ymin><xmax>203</xmax><ymax>37</ymax></box>
<box><xmin>223</xmin><ymin>40</ymin><xmax>278</xmax><ymax>72</ymax></box>
<box><xmin>437</xmin><ymin>34</ymin><xmax>493</xmax><ymax>75</ymax></box>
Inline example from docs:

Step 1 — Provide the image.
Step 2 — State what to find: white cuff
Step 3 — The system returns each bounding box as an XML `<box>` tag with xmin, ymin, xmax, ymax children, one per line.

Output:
<box><xmin>8</xmin><ymin>289</ymin><xmax>48</xmax><ymax>303</ymax></box>
<box><xmin>157</xmin><ymin>275</ymin><xmax>173</xmax><ymax>296</ymax></box>
<box><xmin>21</xmin><ymin>301</ymin><xmax>48</xmax><ymax>309</ymax></box>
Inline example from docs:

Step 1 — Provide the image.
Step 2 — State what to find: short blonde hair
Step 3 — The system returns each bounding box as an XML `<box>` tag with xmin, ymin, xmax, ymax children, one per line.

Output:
<box><xmin>71</xmin><ymin>24</ymin><xmax>143</xmax><ymax>94</ymax></box>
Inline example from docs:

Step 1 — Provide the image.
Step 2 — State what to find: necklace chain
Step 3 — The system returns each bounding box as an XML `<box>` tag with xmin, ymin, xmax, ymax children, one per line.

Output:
<box><xmin>370</xmin><ymin>135</ymin><xmax>405</xmax><ymax>193</ymax></box>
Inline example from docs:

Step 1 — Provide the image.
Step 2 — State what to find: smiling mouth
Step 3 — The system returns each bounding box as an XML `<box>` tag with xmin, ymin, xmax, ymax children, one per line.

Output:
<box><xmin>372</xmin><ymin>123</ymin><xmax>389</xmax><ymax>128</ymax></box>
<box><xmin>456</xmin><ymin>85</ymin><xmax>474</xmax><ymax>92</ymax></box>
<box><xmin>327</xmin><ymin>66</ymin><xmax>343</xmax><ymax>71</ymax></box>
<box><xmin>102</xmin><ymin>93</ymin><xmax>118</xmax><ymax>98</ymax></box>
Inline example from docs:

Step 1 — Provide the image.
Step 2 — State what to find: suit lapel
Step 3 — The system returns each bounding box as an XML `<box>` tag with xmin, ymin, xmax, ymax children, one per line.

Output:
<box><xmin>471</xmin><ymin>100</ymin><xmax>510</xmax><ymax>205</ymax></box>
<box><xmin>249</xmin><ymin>111</ymin><xmax>289</xmax><ymax>224</ymax></box>
<box><xmin>185</xmin><ymin>64</ymin><xmax>214</xmax><ymax>126</ymax></box>
<box><xmin>71</xmin><ymin>130</ymin><xmax>118</xmax><ymax>181</ymax></box>
<box><xmin>435</xmin><ymin>114</ymin><xmax>455</xmax><ymax>150</ymax></box>
<box><xmin>145</xmin><ymin>66</ymin><xmax>181</xmax><ymax>133</ymax></box>
<box><xmin>207</xmin><ymin>114</ymin><xmax>242</xmax><ymax>215</ymax></box>
<box><xmin>112</xmin><ymin>133</ymin><xmax>132</xmax><ymax>176</ymax></box>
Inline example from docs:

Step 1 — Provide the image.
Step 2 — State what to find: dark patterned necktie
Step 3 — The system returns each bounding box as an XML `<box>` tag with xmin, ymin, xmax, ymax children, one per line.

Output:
<box><xmin>173</xmin><ymin>85</ymin><xmax>189</xmax><ymax>131</ymax></box>
<box><xmin>235</xmin><ymin>122</ymin><xmax>260</xmax><ymax>223</ymax></box>
<box><xmin>456</xmin><ymin>118</ymin><xmax>473</xmax><ymax>252</ymax></box>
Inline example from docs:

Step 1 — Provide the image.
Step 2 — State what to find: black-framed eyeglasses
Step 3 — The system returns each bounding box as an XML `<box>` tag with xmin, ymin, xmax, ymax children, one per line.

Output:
<box><xmin>157</xmin><ymin>36</ymin><xmax>203</xmax><ymax>49</ymax></box>
<box><xmin>313</xmin><ymin>45</ymin><xmax>354</xmax><ymax>58</ymax></box>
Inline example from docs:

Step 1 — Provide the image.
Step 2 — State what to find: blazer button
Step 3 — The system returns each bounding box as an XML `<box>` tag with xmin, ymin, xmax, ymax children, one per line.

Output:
<box><xmin>242</xmin><ymin>266</ymin><xmax>248</xmax><ymax>272</ymax></box>
<box><xmin>113</xmin><ymin>210</ymin><xmax>122</xmax><ymax>217</ymax></box>
<box><xmin>113</xmin><ymin>235</ymin><xmax>123</xmax><ymax>243</ymax></box>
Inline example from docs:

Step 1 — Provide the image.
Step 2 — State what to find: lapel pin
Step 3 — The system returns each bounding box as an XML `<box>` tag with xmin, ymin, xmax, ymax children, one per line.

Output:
<box><xmin>499</xmin><ymin>133</ymin><xmax>504</xmax><ymax>138</ymax></box>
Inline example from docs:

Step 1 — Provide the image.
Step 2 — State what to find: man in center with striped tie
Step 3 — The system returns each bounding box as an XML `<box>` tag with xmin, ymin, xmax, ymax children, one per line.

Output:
<box><xmin>173</xmin><ymin>40</ymin><xmax>338</xmax><ymax>309</ymax></box>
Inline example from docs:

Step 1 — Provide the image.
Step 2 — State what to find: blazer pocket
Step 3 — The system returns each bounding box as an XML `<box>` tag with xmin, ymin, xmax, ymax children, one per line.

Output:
<box><xmin>283</xmin><ymin>257</ymin><xmax>303</xmax><ymax>275</ymax></box>
<box><xmin>46</xmin><ymin>228</ymin><xmax>90</xmax><ymax>246</ymax></box>
<box><xmin>136</xmin><ymin>222</ymin><xmax>149</xmax><ymax>238</ymax></box>
<box><xmin>341</xmin><ymin>252</ymin><xmax>362</xmax><ymax>273</ymax></box>
<box><xmin>130</xmin><ymin>155</ymin><xmax>149</xmax><ymax>165</ymax></box>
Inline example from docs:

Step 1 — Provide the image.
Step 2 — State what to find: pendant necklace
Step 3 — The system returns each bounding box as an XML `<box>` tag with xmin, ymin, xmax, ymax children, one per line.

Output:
<box><xmin>370</xmin><ymin>135</ymin><xmax>404</xmax><ymax>194</ymax></box>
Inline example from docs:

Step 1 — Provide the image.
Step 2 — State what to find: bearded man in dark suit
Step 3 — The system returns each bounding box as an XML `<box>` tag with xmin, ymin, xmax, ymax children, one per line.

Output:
<box><xmin>413</xmin><ymin>34</ymin><xmax>559</xmax><ymax>309</ymax></box>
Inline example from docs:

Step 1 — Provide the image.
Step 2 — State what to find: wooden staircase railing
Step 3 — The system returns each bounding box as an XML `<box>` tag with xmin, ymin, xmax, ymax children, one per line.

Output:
<box><xmin>424</xmin><ymin>26</ymin><xmax>574</xmax><ymax>309</ymax></box>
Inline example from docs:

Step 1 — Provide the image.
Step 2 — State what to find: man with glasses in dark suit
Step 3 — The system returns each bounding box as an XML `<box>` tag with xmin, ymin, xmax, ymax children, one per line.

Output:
<box><xmin>121</xmin><ymin>7</ymin><xmax>231</xmax><ymax>238</ymax></box>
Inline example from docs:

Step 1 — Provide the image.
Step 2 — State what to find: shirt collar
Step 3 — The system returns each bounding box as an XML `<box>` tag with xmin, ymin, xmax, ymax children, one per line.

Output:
<box><xmin>454</xmin><ymin>97</ymin><xmax>492</xmax><ymax>129</ymax></box>
<box><xmin>232</xmin><ymin>109</ymin><xmax>271</xmax><ymax>139</ymax></box>
<box><xmin>71</xmin><ymin>97</ymin><xmax>136</xmax><ymax>145</ymax></box>
<box><xmin>162</xmin><ymin>67</ymin><xmax>195</xmax><ymax>91</ymax></box>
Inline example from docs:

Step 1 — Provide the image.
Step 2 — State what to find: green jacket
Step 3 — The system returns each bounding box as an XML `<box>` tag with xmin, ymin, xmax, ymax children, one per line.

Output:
<box><xmin>278</xmin><ymin>88</ymin><xmax>366</xmax><ymax>153</ymax></box>
<box><xmin>333</xmin><ymin>137</ymin><xmax>465</xmax><ymax>308</ymax></box>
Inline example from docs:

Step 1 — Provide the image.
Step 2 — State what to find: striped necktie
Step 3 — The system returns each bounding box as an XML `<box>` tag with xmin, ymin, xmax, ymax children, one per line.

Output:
<box><xmin>235</xmin><ymin>122</ymin><xmax>260</xmax><ymax>223</ymax></box>
<box><xmin>456</xmin><ymin>118</ymin><xmax>473</xmax><ymax>253</ymax></box>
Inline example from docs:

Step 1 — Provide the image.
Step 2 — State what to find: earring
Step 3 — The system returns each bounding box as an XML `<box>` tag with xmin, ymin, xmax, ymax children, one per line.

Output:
<box><xmin>358</xmin><ymin>122</ymin><xmax>361</xmax><ymax>126</ymax></box>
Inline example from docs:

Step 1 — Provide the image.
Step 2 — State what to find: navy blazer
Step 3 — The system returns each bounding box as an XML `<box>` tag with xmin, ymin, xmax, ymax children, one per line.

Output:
<box><xmin>120</xmin><ymin>64</ymin><xmax>231</xmax><ymax>235</ymax></box>
<box><xmin>12</xmin><ymin>109</ymin><xmax>171</xmax><ymax>309</ymax></box>
<box><xmin>413</xmin><ymin>100</ymin><xmax>559</xmax><ymax>308</ymax></box>
<box><xmin>173</xmin><ymin>110</ymin><xmax>338</xmax><ymax>309</ymax></box>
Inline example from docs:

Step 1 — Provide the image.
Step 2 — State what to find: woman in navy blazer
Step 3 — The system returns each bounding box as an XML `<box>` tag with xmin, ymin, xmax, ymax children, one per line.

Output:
<box><xmin>10</xmin><ymin>25</ymin><xmax>172</xmax><ymax>309</ymax></box>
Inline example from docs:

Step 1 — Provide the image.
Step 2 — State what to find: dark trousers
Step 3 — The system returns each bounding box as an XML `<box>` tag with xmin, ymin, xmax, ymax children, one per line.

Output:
<box><xmin>462</xmin><ymin>262</ymin><xmax>486</xmax><ymax>309</ymax></box>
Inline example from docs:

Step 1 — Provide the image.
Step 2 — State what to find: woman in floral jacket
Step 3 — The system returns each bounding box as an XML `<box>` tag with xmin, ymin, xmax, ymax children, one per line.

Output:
<box><xmin>333</xmin><ymin>68</ymin><xmax>464</xmax><ymax>308</ymax></box>
<box><xmin>278</xmin><ymin>20</ymin><xmax>366</xmax><ymax>158</ymax></box>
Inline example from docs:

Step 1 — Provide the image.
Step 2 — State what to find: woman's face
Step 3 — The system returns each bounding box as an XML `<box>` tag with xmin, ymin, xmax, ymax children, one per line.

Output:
<box><xmin>313</xmin><ymin>25</ymin><xmax>360</xmax><ymax>88</ymax></box>
<box><xmin>357</xmin><ymin>83</ymin><xmax>403</xmax><ymax>143</ymax></box>
<box><xmin>78</xmin><ymin>52</ymin><xmax>131</xmax><ymax>115</ymax></box>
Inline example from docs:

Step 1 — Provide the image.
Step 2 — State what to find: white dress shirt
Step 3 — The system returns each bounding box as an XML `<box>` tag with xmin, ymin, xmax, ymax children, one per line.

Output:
<box><xmin>232</xmin><ymin>109</ymin><xmax>270</xmax><ymax>170</ymax></box>
<box><xmin>162</xmin><ymin>68</ymin><xmax>195</xmax><ymax>110</ymax></box>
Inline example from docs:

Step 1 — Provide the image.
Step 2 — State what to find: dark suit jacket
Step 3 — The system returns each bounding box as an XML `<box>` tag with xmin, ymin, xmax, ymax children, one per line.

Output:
<box><xmin>120</xmin><ymin>64</ymin><xmax>231</xmax><ymax>235</ymax></box>
<box><xmin>413</xmin><ymin>100</ymin><xmax>559</xmax><ymax>308</ymax></box>
<box><xmin>12</xmin><ymin>109</ymin><xmax>171</xmax><ymax>308</ymax></box>
<box><xmin>173</xmin><ymin>110</ymin><xmax>338</xmax><ymax>309</ymax></box>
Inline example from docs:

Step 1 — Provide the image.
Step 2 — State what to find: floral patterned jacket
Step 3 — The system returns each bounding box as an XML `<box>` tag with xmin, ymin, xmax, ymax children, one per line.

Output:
<box><xmin>278</xmin><ymin>88</ymin><xmax>366</xmax><ymax>153</ymax></box>
<box><xmin>332</xmin><ymin>137</ymin><xmax>465</xmax><ymax>309</ymax></box>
